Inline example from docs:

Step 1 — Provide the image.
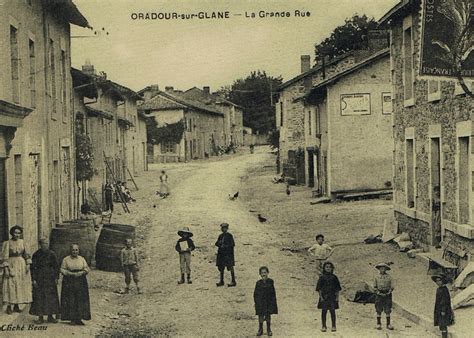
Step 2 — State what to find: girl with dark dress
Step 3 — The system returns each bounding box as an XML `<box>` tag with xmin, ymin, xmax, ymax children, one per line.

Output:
<box><xmin>30</xmin><ymin>238</ymin><xmax>60</xmax><ymax>323</ymax></box>
<box><xmin>316</xmin><ymin>261</ymin><xmax>342</xmax><ymax>332</ymax></box>
<box><xmin>432</xmin><ymin>274</ymin><xmax>454</xmax><ymax>338</ymax></box>
<box><xmin>253</xmin><ymin>266</ymin><xmax>278</xmax><ymax>336</ymax></box>
<box><xmin>60</xmin><ymin>244</ymin><xmax>91</xmax><ymax>325</ymax></box>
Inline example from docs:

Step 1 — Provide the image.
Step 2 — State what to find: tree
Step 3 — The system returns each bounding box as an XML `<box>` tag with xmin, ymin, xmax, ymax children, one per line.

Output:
<box><xmin>145</xmin><ymin>116</ymin><xmax>185</xmax><ymax>145</ymax></box>
<box><xmin>226</xmin><ymin>71</ymin><xmax>282</xmax><ymax>134</ymax></box>
<box><xmin>314</xmin><ymin>14</ymin><xmax>378</xmax><ymax>62</ymax></box>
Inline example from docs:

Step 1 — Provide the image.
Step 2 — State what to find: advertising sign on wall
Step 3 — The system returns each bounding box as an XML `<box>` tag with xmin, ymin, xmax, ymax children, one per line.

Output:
<box><xmin>382</xmin><ymin>92</ymin><xmax>392</xmax><ymax>115</ymax></box>
<box><xmin>340</xmin><ymin>93</ymin><xmax>371</xmax><ymax>116</ymax></box>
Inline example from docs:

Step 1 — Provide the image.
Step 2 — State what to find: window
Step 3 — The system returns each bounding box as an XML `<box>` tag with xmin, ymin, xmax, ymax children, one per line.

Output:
<box><xmin>29</xmin><ymin>39</ymin><xmax>36</xmax><ymax>108</ymax></box>
<box><xmin>50</xmin><ymin>39</ymin><xmax>56</xmax><ymax>116</ymax></box>
<box><xmin>161</xmin><ymin>142</ymin><xmax>176</xmax><ymax>153</ymax></box>
<box><xmin>428</xmin><ymin>80</ymin><xmax>440</xmax><ymax>102</ymax></box>
<box><xmin>280</xmin><ymin>101</ymin><xmax>284</xmax><ymax>127</ymax></box>
<box><xmin>406</xmin><ymin>138</ymin><xmax>415</xmax><ymax>208</ymax></box>
<box><xmin>315</xmin><ymin>107</ymin><xmax>321</xmax><ymax>135</ymax></box>
<box><xmin>458</xmin><ymin>136</ymin><xmax>470</xmax><ymax>223</ymax></box>
<box><xmin>402</xmin><ymin>17</ymin><xmax>415</xmax><ymax>105</ymax></box>
<box><xmin>61</xmin><ymin>49</ymin><xmax>67</xmax><ymax>119</ymax></box>
<box><xmin>10</xmin><ymin>25</ymin><xmax>19</xmax><ymax>104</ymax></box>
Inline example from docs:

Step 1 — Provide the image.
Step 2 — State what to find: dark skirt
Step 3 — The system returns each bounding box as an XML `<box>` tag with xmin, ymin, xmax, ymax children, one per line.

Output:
<box><xmin>317</xmin><ymin>296</ymin><xmax>339</xmax><ymax>310</ymax></box>
<box><xmin>29</xmin><ymin>283</ymin><xmax>60</xmax><ymax>316</ymax></box>
<box><xmin>60</xmin><ymin>275</ymin><xmax>91</xmax><ymax>321</ymax></box>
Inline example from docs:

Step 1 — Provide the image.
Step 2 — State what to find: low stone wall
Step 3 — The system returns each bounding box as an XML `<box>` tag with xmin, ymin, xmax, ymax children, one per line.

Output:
<box><xmin>394</xmin><ymin>211</ymin><xmax>430</xmax><ymax>248</ymax></box>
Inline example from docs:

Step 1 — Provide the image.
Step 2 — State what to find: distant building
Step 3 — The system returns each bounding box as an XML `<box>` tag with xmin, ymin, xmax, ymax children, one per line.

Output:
<box><xmin>380</xmin><ymin>0</ymin><xmax>474</xmax><ymax>260</ymax></box>
<box><xmin>276</xmin><ymin>31</ymin><xmax>389</xmax><ymax>185</ymax></box>
<box><xmin>297</xmin><ymin>49</ymin><xmax>392</xmax><ymax>197</ymax></box>
<box><xmin>72</xmin><ymin>65</ymin><xmax>146</xmax><ymax>211</ymax></box>
<box><xmin>182</xmin><ymin>87</ymin><xmax>244</xmax><ymax>147</ymax></box>
<box><xmin>0</xmin><ymin>0</ymin><xmax>88</xmax><ymax>249</ymax></box>
<box><xmin>138</xmin><ymin>86</ymin><xmax>225</xmax><ymax>162</ymax></box>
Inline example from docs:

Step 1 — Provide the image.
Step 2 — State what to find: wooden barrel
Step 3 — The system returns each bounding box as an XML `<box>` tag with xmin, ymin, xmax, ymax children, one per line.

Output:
<box><xmin>49</xmin><ymin>225</ymin><xmax>96</xmax><ymax>267</ymax></box>
<box><xmin>95</xmin><ymin>225</ymin><xmax>136</xmax><ymax>272</ymax></box>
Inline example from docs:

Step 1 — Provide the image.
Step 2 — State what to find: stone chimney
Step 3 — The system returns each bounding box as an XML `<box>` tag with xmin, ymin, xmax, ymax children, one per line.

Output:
<box><xmin>301</xmin><ymin>55</ymin><xmax>311</xmax><ymax>73</ymax></box>
<box><xmin>203</xmin><ymin>86</ymin><xmax>210</xmax><ymax>96</ymax></box>
<box><xmin>367</xmin><ymin>30</ymin><xmax>389</xmax><ymax>53</ymax></box>
<box><xmin>143</xmin><ymin>84</ymin><xmax>160</xmax><ymax>100</ymax></box>
<box><xmin>165</xmin><ymin>86</ymin><xmax>174</xmax><ymax>92</ymax></box>
<box><xmin>82</xmin><ymin>59</ymin><xmax>96</xmax><ymax>76</ymax></box>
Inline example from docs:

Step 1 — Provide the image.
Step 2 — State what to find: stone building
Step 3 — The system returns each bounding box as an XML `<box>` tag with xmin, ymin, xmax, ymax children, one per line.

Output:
<box><xmin>297</xmin><ymin>49</ymin><xmax>392</xmax><ymax>197</ymax></box>
<box><xmin>379</xmin><ymin>0</ymin><xmax>474</xmax><ymax>262</ymax></box>
<box><xmin>72</xmin><ymin>66</ymin><xmax>146</xmax><ymax>211</ymax></box>
<box><xmin>182</xmin><ymin>87</ymin><xmax>244</xmax><ymax>147</ymax></box>
<box><xmin>0</xmin><ymin>0</ymin><xmax>88</xmax><ymax>249</ymax></box>
<box><xmin>138</xmin><ymin>87</ymin><xmax>225</xmax><ymax>162</ymax></box>
<box><xmin>276</xmin><ymin>32</ymin><xmax>389</xmax><ymax>184</ymax></box>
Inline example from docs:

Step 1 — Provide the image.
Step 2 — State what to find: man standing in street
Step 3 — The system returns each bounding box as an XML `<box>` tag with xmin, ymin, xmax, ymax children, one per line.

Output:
<box><xmin>215</xmin><ymin>223</ymin><xmax>236</xmax><ymax>287</ymax></box>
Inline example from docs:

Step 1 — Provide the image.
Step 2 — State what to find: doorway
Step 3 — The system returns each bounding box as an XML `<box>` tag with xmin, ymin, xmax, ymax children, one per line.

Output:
<box><xmin>0</xmin><ymin>159</ymin><xmax>8</xmax><ymax>243</ymax></box>
<box><xmin>430</xmin><ymin>137</ymin><xmax>441</xmax><ymax>246</ymax></box>
<box><xmin>307</xmin><ymin>149</ymin><xmax>315</xmax><ymax>188</ymax></box>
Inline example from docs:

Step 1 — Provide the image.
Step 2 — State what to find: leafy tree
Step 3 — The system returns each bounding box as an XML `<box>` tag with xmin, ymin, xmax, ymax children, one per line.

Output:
<box><xmin>314</xmin><ymin>14</ymin><xmax>378</xmax><ymax>62</ymax></box>
<box><xmin>226</xmin><ymin>71</ymin><xmax>282</xmax><ymax>134</ymax></box>
<box><xmin>75</xmin><ymin>131</ymin><xmax>95</xmax><ymax>182</ymax></box>
<box><xmin>145</xmin><ymin>117</ymin><xmax>185</xmax><ymax>145</ymax></box>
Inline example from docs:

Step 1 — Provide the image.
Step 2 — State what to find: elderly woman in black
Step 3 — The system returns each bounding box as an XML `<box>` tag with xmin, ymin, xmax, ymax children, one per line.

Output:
<box><xmin>1</xmin><ymin>225</ymin><xmax>32</xmax><ymax>314</ymax></box>
<box><xmin>60</xmin><ymin>244</ymin><xmax>91</xmax><ymax>325</ymax></box>
<box><xmin>30</xmin><ymin>238</ymin><xmax>60</xmax><ymax>323</ymax></box>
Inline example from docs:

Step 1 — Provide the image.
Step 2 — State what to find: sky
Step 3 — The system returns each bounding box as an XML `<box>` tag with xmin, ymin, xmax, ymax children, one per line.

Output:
<box><xmin>71</xmin><ymin>0</ymin><xmax>399</xmax><ymax>92</ymax></box>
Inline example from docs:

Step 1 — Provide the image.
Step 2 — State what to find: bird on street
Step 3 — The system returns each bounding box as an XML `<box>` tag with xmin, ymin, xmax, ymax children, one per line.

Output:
<box><xmin>257</xmin><ymin>214</ymin><xmax>267</xmax><ymax>223</ymax></box>
<box><xmin>229</xmin><ymin>192</ymin><xmax>239</xmax><ymax>200</ymax></box>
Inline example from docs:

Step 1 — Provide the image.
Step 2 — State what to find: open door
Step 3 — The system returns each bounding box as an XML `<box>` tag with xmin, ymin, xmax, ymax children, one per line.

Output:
<box><xmin>307</xmin><ymin>149</ymin><xmax>315</xmax><ymax>188</ymax></box>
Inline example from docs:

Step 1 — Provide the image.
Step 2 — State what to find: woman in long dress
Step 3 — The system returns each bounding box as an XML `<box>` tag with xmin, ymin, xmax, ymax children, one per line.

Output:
<box><xmin>1</xmin><ymin>225</ymin><xmax>33</xmax><ymax>314</ymax></box>
<box><xmin>159</xmin><ymin>170</ymin><xmax>170</xmax><ymax>197</ymax></box>
<box><xmin>60</xmin><ymin>244</ymin><xmax>91</xmax><ymax>325</ymax></box>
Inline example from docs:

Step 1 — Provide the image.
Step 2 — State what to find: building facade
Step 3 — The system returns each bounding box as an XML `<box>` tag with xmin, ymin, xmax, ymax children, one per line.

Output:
<box><xmin>300</xmin><ymin>50</ymin><xmax>393</xmax><ymax>197</ymax></box>
<box><xmin>380</xmin><ymin>0</ymin><xmax>474</xmax><ymax>262</ymax></box>
<box><xmin>0</xmin><ymin>0</ymin><xmax>88</xmax><ymax>249</ymax></box>
<box><xmin>73</xmin><ymin>66</ymin><xmax>146</xmax><ymax>212</ymax></box>
<box><xmin>138</xmin><ymin>87</ymin><xmax>225</xmax><ymax>163</ymax></box>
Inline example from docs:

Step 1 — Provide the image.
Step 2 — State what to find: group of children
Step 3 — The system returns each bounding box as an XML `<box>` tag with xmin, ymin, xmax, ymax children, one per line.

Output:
<box><xmin>119</xmin><ymin>228</ymin><xmax>454</xmax><ymax>337</ymax></box>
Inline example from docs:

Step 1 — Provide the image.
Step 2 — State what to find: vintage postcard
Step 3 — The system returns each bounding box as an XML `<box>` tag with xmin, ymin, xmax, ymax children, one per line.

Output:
<box><xmin>0</xmin><ymin>0</ymin><xmax>472</xmax><ymax>337</ymax></box>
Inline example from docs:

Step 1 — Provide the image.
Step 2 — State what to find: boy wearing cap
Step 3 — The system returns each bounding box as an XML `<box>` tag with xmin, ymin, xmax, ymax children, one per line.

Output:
<box><xmin>432</xmin><ymin>273</ymin><xmax>454</xmax><ymax>338</ymax></box>
<box><xmin>215</xmin><ymin>223</ymin><xmax>236</xmax><ymax>287</ymax></box>
<box><xmin>175</xmin><ymin>227</ymin><xmax>195</xmax><ymax>284</ymax></box>
<box><xmin>308</xmin><ymin>234</ymin><xmax>334</xmax><ymax>274</ymax></box>
<box><xmin>121</xmin><ymin>238</ymin><xmax>141</xmax><ymax>294</ymax></box>
<box><xmin>374</xmin><ymin>263</ymin><xmax>394</xmax><ymax>330</ymax></box>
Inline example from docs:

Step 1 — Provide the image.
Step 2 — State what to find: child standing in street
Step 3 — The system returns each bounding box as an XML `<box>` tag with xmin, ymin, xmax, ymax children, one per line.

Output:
<box><xmin>254</xmin><ymin>266</ymin><xmax>278</xmax><ymax>336</ymax></box>
<box><xmin>175</xmin><ymin>227</ymin><xmax>195</xmax><ymax>284</ymax></box>
<box><xmin>120</xmin><ymin>238</ymin><xmax>141</xmax><ymax>294</ymax></box>
<box><xmin>215</xmin><ymin>223</ymin><xmax>236</xmax><ymax>287</ymax></box>
<box><xmin>432</xmin><ymin>273</ymin><xmax>454</xmax><ymax>338</ymax></box>
<box><xmin>316</xmin><ymin>261</ymin><xmax>341</xmax><ymax>332</ymax></box>
<box><xmin>374</xmin><ymin>263</ymin><xmax>394</xmax><ymax>330</ymax></box>
<box><xmin>308</xmin><ymin>234</ymin><xmax>334</xmax><ymax>274</ymax></box>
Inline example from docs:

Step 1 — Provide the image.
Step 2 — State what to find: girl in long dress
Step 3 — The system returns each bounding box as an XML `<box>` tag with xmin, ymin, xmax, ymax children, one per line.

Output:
<box><xmin>1</xmin><ymin>225</ymin><xmax>33</xmax><ymax>314</ymax></box>
<box><xmin>159</xmin><ymin>170</ymin><xmax>170</xmax><ymax>197</ymax></box>
<box><xmin>60</xmin><ymin>244</ymin><xmax>91</xmax><ymax>325</ymax></box>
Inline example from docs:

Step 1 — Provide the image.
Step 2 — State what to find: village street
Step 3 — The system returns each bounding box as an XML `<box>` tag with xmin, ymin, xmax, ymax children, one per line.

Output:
<box><xmin>6</xmin><ymin>147</ymin><xmax>434</xmax><ymax>337</ymax></box>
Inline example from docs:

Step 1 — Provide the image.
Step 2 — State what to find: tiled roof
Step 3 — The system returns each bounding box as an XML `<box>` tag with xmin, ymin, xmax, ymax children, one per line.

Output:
<box><xmin>138</xmin><ymin>90</ymin><xmax>224</xmax><ymax>116</ymax></box>
<box><xmin>296</xmin><ymin>48</ymin><xmax>390</xmax><ymax>102</ymax></box>
<box><xmin>45</xmin><ymin>0</ymin><xmax>90</xmax><ymax>28</ymax></box>
<box><xmin>85</xmin><ymin>106</ymin><xmax>113</xmax><ymax>120</ymax></box>
<box><xmin>378</xmin><ymin>0</ymin><xmax>414</xmax><ymax>26</ymax></box>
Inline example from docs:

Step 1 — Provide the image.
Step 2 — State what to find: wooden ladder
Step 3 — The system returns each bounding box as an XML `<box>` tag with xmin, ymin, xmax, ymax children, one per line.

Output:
<box><xmin>104</xmin><ymin>152</ymin><xmax>130</xmax><ymax>213</ymax></box>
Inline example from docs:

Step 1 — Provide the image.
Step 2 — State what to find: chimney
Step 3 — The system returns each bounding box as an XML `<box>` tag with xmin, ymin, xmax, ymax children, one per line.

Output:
<box><xmin>82</xmin><ymin>59</ymin><xmax>96</xmax><ymax>76</ymax></box>
<box><xmin>301</xmin><ymin>55</ymin><xmax>311</xmax><ymax>73</ymax></box>
<box><xmin>203</xmin><ymin>86</ymin><xmax>210</xmax><ymax>96</ymax></box>
<box><xmin>367</xmin><ymin>30</ymin><xmax>389</xmax><ymax>53</ymax></box>
<box><xmin>165</xmin><ymin>86</ymin><xmax>174</xmax><ymax>92</ymax></box>
<box><xmin>143</xmin><ymin>84</ymin><xmax>160</xmax><ymax>100</ymax></box>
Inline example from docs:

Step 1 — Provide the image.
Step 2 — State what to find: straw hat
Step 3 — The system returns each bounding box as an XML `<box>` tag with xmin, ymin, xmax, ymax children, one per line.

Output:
<box><xmin>375</xmin><ymin>263</ymin><xmax>391</xmax><ymax>271</ymax></box>
<box><xmin>177</xmin><ymin>226</ymin><xmax>193</xmax><ymax>237</ymax></box>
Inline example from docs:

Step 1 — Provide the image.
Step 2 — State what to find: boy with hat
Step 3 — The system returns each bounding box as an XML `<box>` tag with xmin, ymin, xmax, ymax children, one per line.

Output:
<box><xmin>215</xmin><ymin>223</ymin><xmax>236</xmax><ymax>287</ymax></box>
<box><xmin>374</xmin><ymin>263</ymin><xmax>394</xmax><ymax>330</ymax></box>
<box><xmin>121</xmin><ymin>238</ymin><xmax>141</xmax><ymax>294</ymax></box>
<box><xmin>175</xmin><ymin>227</ymin><xmax>195</xmax><ymax>284</ymax></box>
<box><xmin>432</xmin><ymin>273</ymin><xmax>454</xmax><ymax>338</ymax></box>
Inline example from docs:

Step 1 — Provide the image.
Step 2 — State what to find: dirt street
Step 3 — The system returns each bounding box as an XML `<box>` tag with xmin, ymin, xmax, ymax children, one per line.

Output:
<box><xmin>6</xmin><ymin>147</ymin><xmax>434</xmax><ymax>337</ymax></box>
